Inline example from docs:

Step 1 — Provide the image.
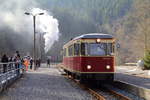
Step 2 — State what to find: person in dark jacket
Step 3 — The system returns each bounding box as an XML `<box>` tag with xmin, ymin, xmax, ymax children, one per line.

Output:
<box><xmin>14</xmin><ymin>51</ymin><xmax>21</xmax><ymax>75</ymax></box>
<box><xmin>30</xmin><ymin>58</ymin><xmax>33</xmax><ymax>69</ymax></box>
<box><xmin>16</xmin><ymin>51</ymin><xmax>20</xmax><ymax>58</ymax></box>
<box><xmin>1</xmin><ymin>54</ymin><xmax>9</xmax><ymax>73</ymax></box>
<box><xmin>47</xmin><ymin>58</ymin><xmax>50</xmax><ymax>67</ymax></box>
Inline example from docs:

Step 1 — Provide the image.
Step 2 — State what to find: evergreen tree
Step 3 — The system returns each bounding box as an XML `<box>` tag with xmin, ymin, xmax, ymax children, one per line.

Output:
<box><xmin>143</xmin><ymin>50</ymin><xmax>150</xmax><ymax>69</ymax></box>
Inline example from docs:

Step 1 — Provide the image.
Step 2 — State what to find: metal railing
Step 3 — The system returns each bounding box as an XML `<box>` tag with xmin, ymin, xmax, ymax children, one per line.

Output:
<box><xmin>0</xmin><ymin>62</ymin><xmax>25</xmax><ymax>92</ymax></box>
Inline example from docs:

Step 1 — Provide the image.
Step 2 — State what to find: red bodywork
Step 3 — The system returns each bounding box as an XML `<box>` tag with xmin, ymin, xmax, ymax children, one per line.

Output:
<box><xmin>63</xmin><ymin>56</ymin><xmax>114</xmax><ymax>73</ymax></box>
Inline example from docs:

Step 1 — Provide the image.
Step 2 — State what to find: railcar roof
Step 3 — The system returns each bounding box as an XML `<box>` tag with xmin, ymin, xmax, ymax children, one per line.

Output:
<box><xmin>73</xmin><ymin>33</ymin><xmax>113</xmax><ymax>40</ymax></box>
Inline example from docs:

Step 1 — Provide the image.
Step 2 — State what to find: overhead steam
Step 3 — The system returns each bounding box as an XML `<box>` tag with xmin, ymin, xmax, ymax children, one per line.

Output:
<box><xmin>0</xmin><ymin>0</ymin><xmax>37</xmax><ymax>33</ymax></box>
<box><xmin>0</xmin><ymin>0</ymin><xmax>60</xmax><ymax>53</ymax></box>
<box><xmin>31</xmin><ymin>8</ymin><xmax>59</xmax><ymax>53</ymax></box>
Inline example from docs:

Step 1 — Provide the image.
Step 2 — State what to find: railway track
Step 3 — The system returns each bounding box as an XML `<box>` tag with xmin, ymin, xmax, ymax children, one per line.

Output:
<box><xmin>101</xmin><ymin>86</ymin><xmax>132</xmax><ymax>100</ymax></box>
<box><xmin>62</xmin><ymin>73</ymin><xmax>132</xmax><ymax>100</ymax></box>
<box><xmin>57</xmin><ymin>64</ymin><xmax>146</xmax><ymax>100</ymax></box>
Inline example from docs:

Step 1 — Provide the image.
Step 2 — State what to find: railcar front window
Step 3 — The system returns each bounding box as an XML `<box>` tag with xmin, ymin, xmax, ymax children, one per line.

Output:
<box><xmin>81</xmin><ymin>43</ymin><xmax>114</xmax><ymax>56</ymax></box>
<box><xmin>88</xmin><ymin>43</ymin><xmax>106</xmax><ymax>56</ymax></box>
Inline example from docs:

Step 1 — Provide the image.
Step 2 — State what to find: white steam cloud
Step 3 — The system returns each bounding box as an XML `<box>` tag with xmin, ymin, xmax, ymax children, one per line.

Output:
<box><xmin>0</xmin><ymin>0</ymin><xmax>37</xmax><ymax>33</ymax></box>
<box><xmin>0</xmin><ymin>0</ymin><xmax>60</xmax><ymax>53</ymax></box>
<box><xmin>31</xmin><ymin>8</ymin><xmax>59</xmax><ymax>53</ymax></box>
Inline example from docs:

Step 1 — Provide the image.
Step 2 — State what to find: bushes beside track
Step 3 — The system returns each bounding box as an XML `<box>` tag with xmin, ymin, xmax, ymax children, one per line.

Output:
<box><xmin>143</xmin><ymin>50</ymin><xmax>150</xmax><ymax>70</ymax></box>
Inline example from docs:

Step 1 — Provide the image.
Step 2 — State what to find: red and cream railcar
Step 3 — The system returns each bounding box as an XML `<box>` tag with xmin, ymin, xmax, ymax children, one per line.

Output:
<box><xmin>62</xmin><ymin>33</ymin><xmax>115</xmax><ymax>81</ymax></box>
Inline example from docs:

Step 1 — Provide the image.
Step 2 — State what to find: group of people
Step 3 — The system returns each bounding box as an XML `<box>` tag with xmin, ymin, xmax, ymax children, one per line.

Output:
<box><xmin>1</xmin><ymin>51</ymin><xmax>53</xmax><ymax>74</ymax></box>
<box><xmin>1</xmin><ymin>51</ymin><xmax>21</xmax><ymax>73</ymax></box>
<box><xmin>23</xmin><ymin>57</ymin><xmax>41</xmax><ymax>70</ymax></box>
<box><xmin>0</xmin><ymin>51</ymin><xmax>42</xmax><ymax>73</ymax></box>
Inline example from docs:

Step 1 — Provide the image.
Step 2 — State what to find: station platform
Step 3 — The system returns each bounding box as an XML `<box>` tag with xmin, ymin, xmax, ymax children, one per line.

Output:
<box><xmin>0</xmin><ymin>64</ymin><xmax>92</xmax><ymax>100</ymax></box>
<box><xmin>115</xmin><ymin>66</ymin><xmax>150</xmax><ymax>89</ymax></box>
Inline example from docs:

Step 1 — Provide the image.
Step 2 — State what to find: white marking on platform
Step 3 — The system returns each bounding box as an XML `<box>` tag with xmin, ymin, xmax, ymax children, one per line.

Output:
<box><xmin>117</xmin><ymin>66</ymin><xmax>138</xmax><ymax>73</ymax></box>
<box><xmin>117</xmin><ymin>67</ymin><xmax>127</xmax><ymax>70</ymax></box>
<box><xmin>125</xmin><ymin>68</ymin><xmax>137</xmax><ymax>72</ymax></box>
<box><xmin>148</xmin><ymin>71</ymin><xmax>150</xmax><ymax>75</ymax></box>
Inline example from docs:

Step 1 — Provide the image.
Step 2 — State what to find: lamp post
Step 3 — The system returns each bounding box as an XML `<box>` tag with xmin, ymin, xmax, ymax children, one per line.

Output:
<box><xmin>25</xmin><ymin>12</ymin><xmax>44</xmax><ymax>70</ymax></box>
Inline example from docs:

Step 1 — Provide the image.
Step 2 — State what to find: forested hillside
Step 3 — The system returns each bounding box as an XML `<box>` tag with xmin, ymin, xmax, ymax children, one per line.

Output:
<box><xmin>41</xmin><ymin>0</ymin><xmax>132</xmax><ymax>34</ymax></box>
<box><xmin>113</xmin><ymin>0</ymin><xmax>150</xmax><ymax>64</ymax></box>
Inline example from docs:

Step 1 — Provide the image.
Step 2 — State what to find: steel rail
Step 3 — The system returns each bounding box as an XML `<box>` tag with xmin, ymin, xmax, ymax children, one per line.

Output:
<box><xmin>0</xmin><ymin>62</ymin><xmax>24</xmax><ymax>84</ymax></box>
<box><xmin>0</xmin><ymin>68</ymin><xmax>24</xmax><ymax>76</ymax></box>
<box><xmin>0</xmin><ymin>62</ymin><xmax>18</xmax><ymax>64</ymax></box>
<box><xmin>104</xmin><ymin>87</ymin><xmax>132</xmax><ymax>100</ymax></box>
<box><xmin>0</xmin><ymin>62</ymin><xmax>25</xmax><ymax>93</ymax></box>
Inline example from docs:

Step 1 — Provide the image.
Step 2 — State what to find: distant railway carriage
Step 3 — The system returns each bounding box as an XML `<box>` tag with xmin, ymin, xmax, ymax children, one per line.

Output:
<box><xmin>62</xmin><ymin>33</ymin><xmax>115</xmax><ymax>82</ymax></box>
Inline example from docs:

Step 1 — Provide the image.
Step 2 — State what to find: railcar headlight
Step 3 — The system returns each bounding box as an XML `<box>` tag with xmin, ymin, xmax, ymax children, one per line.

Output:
<box><xmin>106</xmin><ymin>65</ymin><xmax>111</xmax><ymax>69</ymax></box>
<box><xmin>87</xmin><ymin>65</ymin><xmax>92</xmax><ymax>69</ymax></box>
<box><xmin>96</xmin><ymin>39</ymin><xmax>101</xmax><ymax>42</ymax></box>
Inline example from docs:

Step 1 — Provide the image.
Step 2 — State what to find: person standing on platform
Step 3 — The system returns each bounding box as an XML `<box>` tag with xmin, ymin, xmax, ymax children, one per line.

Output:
<box><xmin>30</xmin><ymin>58</ymin><xmax>33</xmax><ymax>69</ymax></box>
<box><xmin>1</xmin><ymin>54</ymin><xmax>8</xmax><ymax>73</ymax></box>
<box><xmin>38</xmin><ymin>58</ymin><xmax>41</xmax><ymax>67</ymax></box>
<box><xmin>47</xmin><ymin>58</ymin><xmax>50</xmax><ymax>68</ymax></box>
<box><xmin>36</xmin><ymin>59</ymin><xmax>38</xmax><ymax>68</ymax></box>
<box><xmin>14</xmin><ymin>51</ymin><xmax>21</xmax><ymax>75</ymax></box>
<box><xmin>8</xmin><ymin>56</ymin><xmax>13</xmax><ymax>71</ymax></box>
<box><xmin>24</xmin><ymin>57</ymin><xmax>29</xmax><ymax>71</ymax></box>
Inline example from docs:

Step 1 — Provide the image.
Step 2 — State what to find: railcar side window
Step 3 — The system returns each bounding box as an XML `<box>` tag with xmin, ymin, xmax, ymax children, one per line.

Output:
<box><xmin>63</xmin><ymin>48</ymin><xmax>67</xmax><ymax>57</ymax></box>
<box><xmin>74</xmin><ymin>44</ymin><xmax>80</xmax><ymax>56</ymax></box>
<box><xmin>68</xmin><ymin>45</ymin><xmax>73</xmax><ymax>56</ymax></box>
<box><xmin>81</xmin><ymin>43</ymin><xmax>88</xmax><ymax>56</ymax></box>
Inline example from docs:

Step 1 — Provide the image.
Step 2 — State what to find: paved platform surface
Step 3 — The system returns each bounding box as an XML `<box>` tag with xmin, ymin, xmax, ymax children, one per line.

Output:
<box><xmin>115</xmin><ymin>66</ymin><xmax>150</xmax><ymax>89</ymax></box>
<box><xmin>0</xmin><ymin>64</ymin><xmax>92</xmax><ymax>100</ymax></box>
<box><xmin>116</xmin><ymin>66</ymin><xmax>150</xmax><ymax>78</ymax></box>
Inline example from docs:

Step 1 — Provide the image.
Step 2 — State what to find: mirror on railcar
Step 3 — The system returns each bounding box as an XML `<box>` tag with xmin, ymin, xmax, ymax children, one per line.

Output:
<box><xmin>116</xmin><ymin>43</ymin><xmax>120</xmax><ymax>51</ymax></box>
<box><xmin>74</xmin><ymin>43</ymin><xmax>80</xmax><ymax>56</ymax></box>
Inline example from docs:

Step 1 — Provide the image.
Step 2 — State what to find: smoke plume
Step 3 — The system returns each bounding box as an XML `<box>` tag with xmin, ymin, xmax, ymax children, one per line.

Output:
<box><xmin>31</xmin><ymin>8</ymin><xmax>59</xmax><ymax>53</ymax></box>
<box><xmin>0</xmin><ymin>0</ymin><xmax>60</xmax><ymax>53</ymax></box>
